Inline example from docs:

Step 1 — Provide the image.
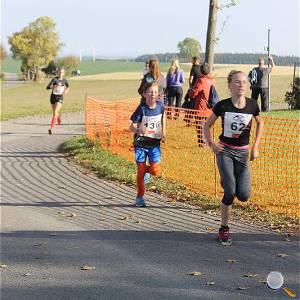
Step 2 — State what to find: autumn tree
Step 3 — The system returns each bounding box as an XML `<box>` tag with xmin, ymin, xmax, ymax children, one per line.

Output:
<box><xmin>8</xmin><ymin>16</ymin><xmax>62</xmax><ymax>80</ymax></box>
<box><xmin>57</xmin><ymin>56</ymin><xmax>80</xmax><ymax>75</ymax></box>
<box><xmin>177</xmin><ymin>38</ymin><xmax>201</xmax><ymax>62</ymax></box>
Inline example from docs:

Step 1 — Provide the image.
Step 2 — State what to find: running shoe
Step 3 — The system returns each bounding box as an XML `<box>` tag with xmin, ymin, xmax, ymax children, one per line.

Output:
<box><xmin>48</xmin><ymin>129</ymin><xmax>52</xmax><ymax>135</ymax></box>
<box><xmin>135</xmin><ymin>196</ymin><xmax>146</xmax><ymax>207</ymax></box>
<box><xmin>144</xmin><ymin>173</ymin><xmax>150</xmax><ymax>185</ymax></box>
<box><xmin>218</xmin><ymin>227</ymin><xmax>232</xmax><ymax>243</ymax></box>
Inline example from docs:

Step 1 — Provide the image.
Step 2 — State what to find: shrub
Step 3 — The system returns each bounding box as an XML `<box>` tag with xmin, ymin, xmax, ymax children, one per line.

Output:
<box><xmin>285</xmin><ymin>77</ymin><xmax>300</xmax><ymax>109</ymax></box>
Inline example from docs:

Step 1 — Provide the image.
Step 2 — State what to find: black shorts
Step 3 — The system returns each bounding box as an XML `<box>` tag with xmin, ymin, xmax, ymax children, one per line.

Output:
<box><xmin>50</xmin><ymin>95</ymin><xmax>63</xmax><ymax>104</ymax></box>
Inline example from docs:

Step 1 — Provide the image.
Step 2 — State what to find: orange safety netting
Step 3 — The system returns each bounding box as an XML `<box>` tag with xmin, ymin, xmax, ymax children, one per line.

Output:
<box><xmin>85</xmin><ymin>96</ymin><xmax>300</xmax><ymax>218</ymax></box>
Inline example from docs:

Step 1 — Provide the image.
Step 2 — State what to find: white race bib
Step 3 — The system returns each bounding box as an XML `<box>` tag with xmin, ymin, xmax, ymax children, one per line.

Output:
<box><xmin>141</xmin><ymin>114</ymin><xmax>162</xmax><ymax>139</ymax></box>
<box><xmin>224</xmin><ymin>112</ymin><xmax>252</xmax><ymax>138</ymax></box>
<box><xmin>53</xmin><ymin>85</ymin><xmax>65</xmax><ymax>95</ymax></box>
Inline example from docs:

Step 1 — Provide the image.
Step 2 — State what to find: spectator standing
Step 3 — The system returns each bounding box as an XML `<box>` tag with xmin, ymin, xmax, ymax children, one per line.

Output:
<box><xmin>189</xmin><ymin>63</ymin><xmax>215</xmax><ymax>146</ymax></box>
<box><xmin>143</xmin><ymin>61</ymin><xmax>149</xmax><ymax>75</ymax></box>
<box><xmin>138</xmin><ymin>58</ymin><xmax>166</xmax><ymax>104</ymax></box>
<box><xmin>249</xmin><ymin>56</ymin><xmax>275</xmax><ymax>112</ymax></box>
<box><xmin>166</xmin><ymin>59</ymin><xmax>184</xmax><ymax>119</ymax></box>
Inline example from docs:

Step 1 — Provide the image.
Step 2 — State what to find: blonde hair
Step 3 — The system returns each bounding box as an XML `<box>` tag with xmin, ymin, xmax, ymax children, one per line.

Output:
<box><xmin>227</xmin><ymin>70</ymin><xmax>244</xmax><ymax>83</ymax></box>
<box><xmin>168</xmin><ymin>59</ymin><xmax>180</xmax><ymax>74</ymax></box>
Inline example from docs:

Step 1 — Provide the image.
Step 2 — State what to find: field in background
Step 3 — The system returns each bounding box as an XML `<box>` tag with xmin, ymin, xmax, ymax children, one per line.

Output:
<box><xmin>1</xmin><ymin>58</ymin><xmax>297</xmax><ymax>120</ymax></box>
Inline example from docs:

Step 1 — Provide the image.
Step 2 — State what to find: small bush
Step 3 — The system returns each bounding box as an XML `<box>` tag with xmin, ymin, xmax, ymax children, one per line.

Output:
<box><xmin>285</xmin><ymin>77</ymin><xmax>300</xmax><ymax>109</ymax></box>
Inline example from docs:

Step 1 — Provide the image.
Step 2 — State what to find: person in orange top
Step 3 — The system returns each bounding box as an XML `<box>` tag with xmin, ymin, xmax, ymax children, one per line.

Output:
<box><xmin>189</xmin><ymin>63</ymin><xmax>215</xmax><ymax>146</ymax></box>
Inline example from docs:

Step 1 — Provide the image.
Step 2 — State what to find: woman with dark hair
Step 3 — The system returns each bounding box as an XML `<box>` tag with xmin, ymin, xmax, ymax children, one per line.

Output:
<box><xmin>138</xmin><ymin>58</ymin><xmax>166</xmax><ymax>104</ymax></box>
<box><xmin>189</xmin><ymin>63</ymin><xmax>215</xmax><ymax>146</ymax></box>
<box><xmin>203</xmin><ymin>70</ymin><xmax>264</xmax><ymax>244</ymax></box>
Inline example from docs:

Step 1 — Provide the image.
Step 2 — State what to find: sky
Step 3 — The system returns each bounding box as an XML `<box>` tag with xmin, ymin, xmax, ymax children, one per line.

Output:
<box><xmin>1</xmin><ymin>0</ymin><xmax>299</xmax><ymax>58</ymax></box>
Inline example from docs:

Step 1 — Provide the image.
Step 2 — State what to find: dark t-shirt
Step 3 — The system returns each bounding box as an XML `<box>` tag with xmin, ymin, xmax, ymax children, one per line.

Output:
<box><xmin>47</xmin><ymin>77</ymin><xmax>70</xmax><ymax>99</ymax></box>
<box><xmin>252</xmin><ymin>67</ymin><xmax>272</xmax><ymax>89</ymax></box>
<box><xmin>213</xmin><ymin>98</ymin><xmax>260</xmax><ymax>147</ymax></box>
<box><xmin>131</xmin><ymin>101</ymin><xmax>164</xmax><ymax>148</ymax></box>
<box><xmin>190</xmin><ymin>64</ymin><xmax>201</xmax><ymax>86</ymax></box>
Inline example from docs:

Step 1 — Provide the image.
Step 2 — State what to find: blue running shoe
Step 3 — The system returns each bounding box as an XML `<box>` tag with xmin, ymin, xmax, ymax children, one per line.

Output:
<box><xmin>135</xmin><ymin>196</ymin><xmax>146</xmax><ymax>207</ymax></box>
<box><xmin>144</xmin><ymin>173</ymin><xmax>150</xmax><ymax>185</ymax></box>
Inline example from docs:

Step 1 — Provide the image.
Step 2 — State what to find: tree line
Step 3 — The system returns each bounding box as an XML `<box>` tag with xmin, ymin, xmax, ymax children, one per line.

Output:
<box><xmin>135</xmin><ymin>52</ymin><xmax>299</xmax><ymax>66</ymax></box>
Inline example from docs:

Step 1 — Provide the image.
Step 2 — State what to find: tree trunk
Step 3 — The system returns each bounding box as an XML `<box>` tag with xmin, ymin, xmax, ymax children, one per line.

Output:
<box><xmin>205</xmin><ymin>0</ymin><xmax>218</xmax><ymax>69</ymax></box>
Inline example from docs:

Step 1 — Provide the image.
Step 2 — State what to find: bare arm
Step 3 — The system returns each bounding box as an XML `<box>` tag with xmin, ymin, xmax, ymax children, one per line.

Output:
<box><xmin>250</xmin><ymin>115</ymin><xmax>264</xmax><ymax>161</ymax></box>
<box><xmin>268</xmin><ymin>55</ymin><xmax>275</xmax><ymax>68</ymax></box>
<box><xmin>203</xmin><ymin>113</ymin><xmax>223</xmax><ymax>154</ymax></box>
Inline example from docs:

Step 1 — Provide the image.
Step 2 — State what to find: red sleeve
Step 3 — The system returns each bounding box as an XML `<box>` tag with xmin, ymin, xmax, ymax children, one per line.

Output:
<box><xmin>189</xmin><ymin>78</ymin><xmax>204</xmax><ymax>98</ymax></box>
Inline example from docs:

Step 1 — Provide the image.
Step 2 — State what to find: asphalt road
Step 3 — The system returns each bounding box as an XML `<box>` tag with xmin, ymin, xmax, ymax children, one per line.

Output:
<box><xmin>0</xmin><ymin>112</ymin><xmax>299</xmax><ymax>300</ymax></box>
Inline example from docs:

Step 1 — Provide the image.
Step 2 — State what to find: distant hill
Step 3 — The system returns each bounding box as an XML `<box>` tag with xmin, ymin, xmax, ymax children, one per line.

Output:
<box><xmin>135</xmin><ymin>53</ymin><xmax>299</xmax><ymax>66</ymax></box>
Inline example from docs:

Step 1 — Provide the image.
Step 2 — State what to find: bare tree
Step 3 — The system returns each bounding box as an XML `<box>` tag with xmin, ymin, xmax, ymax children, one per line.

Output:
<box><xmin>205</xmin><ymin>0</ymin><xmax>239</xmax><ymax>69</ymax></box>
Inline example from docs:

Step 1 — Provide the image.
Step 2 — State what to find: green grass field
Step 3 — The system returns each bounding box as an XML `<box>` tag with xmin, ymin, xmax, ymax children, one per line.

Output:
<box><xmin>2</xmin><ymin>76</ymin><xmax>298</xmax><ymax>120</ymax></box>
<box><xmin>1</xmin><ymin>58</ymin><xmax>298</xmax><ymax>120</ymax></box>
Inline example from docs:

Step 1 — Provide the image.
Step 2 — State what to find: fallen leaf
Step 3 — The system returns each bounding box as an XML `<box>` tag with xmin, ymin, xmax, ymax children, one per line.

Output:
<box><xmin>206</xmin><ymin>227</ymin><xmax>215</xmax><ymax>232</ymax></box>
<box><xmin>34</xmin><ymin>243</ymin><xmax>47</xmax><ymax>246</ymax></box>
<box><xmin>226</xmin><ymin>259</ymin><xmax>237</xmax><ymax>263</ymax></box>
<box><xmin>58</xmin><ymin>186</ymin><xmax>66</xmax><ymax>189</ymax></box>
<box><xmin>0</xmin><ymin>264</ymin><xmax>8</xmax><ymax>268</ymax></box>
<box><xmin>49</xmin><ymin>233</ymin><xmax>57</xmax><ymax>236</ymax></box>
<box><xmin>134</xmin><ymin>220</ymin><xmax>141</xmax><ymax>224</ymax></box>
<box><xmin>23</xmin><ymin>273</ymin><xmax>31</xmax><ymax>276</ymax></box>
<box><xmin>283</xmin><ymin>287</ymin><xmax>297</xmax><ymax>298</ymax></box>
<box><xmin>206</xmin><ymin>282</ymin><xmax>215</xmax><ymax>285</ymax></box>
<box><xmin>258</xmin><ymin>280</ymin><xmax>267</xmax><ymax>284</ymax></box>
<box><xmin>67</xmin><ymin>213</ymin><xmax>77</xmax><ymax>217</ymax></box>
<box><xmin>277</xmin><ymin>253</ymin><xmax>289</xmax><ymax>258</ymax></box>
<box><xmin>243</xmin><ymin>273</ymin><xmax>258</xmax><ymax>278</ymax></box>
<box><xmin>58</xmin><ymin>211</ymin><xmax>66</xmax><ymax>215</ymax></box>
<box><xmin>81</xmin><ymin>265</ymin><xmax>95</xmax><ymax>271</ymax></box>
<box><xmin>190</xmin><ymin>271</ymin><xmax>202</xmax><ymax>276</ymax></box>
<box><xmin>98</xmin><ymin>218</ymin><xmax>105</xmax><ymax>221</ymax></box>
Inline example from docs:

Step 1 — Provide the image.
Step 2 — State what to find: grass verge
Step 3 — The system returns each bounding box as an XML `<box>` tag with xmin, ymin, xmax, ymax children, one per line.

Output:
<box><xmin>62</xmin><ymin>136</ymin><xmax>299</xmax><ymax>234</ymax></box>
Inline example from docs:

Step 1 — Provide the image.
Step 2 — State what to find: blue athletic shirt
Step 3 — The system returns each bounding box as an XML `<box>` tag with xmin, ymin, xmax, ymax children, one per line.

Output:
<box><xmin>131</xmin><ymin>101</ymin><xmax>164</xmax><ymax>148</ymax></box>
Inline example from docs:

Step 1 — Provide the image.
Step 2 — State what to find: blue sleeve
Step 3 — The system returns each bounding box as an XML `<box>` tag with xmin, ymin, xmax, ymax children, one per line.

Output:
<box><xmin>180</xmin><ymin>70</ymin><xmax>184</xmax><ymax>84</ymax></box>
<box><xmin>130</xmin><ymin>105</ymin><xmax>143</xmax><ymax>123</ymax></box>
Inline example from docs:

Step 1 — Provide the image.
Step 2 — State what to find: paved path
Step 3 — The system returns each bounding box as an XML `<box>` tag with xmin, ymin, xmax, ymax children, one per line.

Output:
<box><xmin>1</xmin><ymin>112</ymin><xmax>299</xmax><ymax>300</ymax></box>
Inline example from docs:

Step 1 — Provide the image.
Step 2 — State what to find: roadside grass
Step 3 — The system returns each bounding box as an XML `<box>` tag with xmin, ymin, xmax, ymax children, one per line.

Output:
<box><xmin>62</xmin><ymin>136</ymin><xmax>299</xmax><ymax>233</ymax></box>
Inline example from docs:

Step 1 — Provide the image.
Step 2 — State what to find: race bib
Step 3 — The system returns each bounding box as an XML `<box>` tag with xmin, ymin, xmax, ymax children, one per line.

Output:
<box><xmin>141</xmin><ymin>114</ymin><xmax>162</xmax><ymax>139</ymax></box>
<box><xmin>53</xmin><ymin>85</ymin><xmax>65</xmax><ymax>95</ymax></box>
<box><xmin>224</xmin><ymin>112</ymin><xmax>252</xmax><ymax>138</ymax></box>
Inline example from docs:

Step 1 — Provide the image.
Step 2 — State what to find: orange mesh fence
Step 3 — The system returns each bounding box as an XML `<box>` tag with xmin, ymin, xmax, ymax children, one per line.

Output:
<box><xmin>85</xmin><ymin>96</ymin><xmax>300</xmax><ymax>218</ymax></box>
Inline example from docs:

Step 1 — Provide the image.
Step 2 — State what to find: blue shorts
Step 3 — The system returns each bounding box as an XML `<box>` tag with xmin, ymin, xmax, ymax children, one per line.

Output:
<box><xmin>134</xmin><ymin>146</ymin><xmax>161</xmax><ymax>164</ymax></box>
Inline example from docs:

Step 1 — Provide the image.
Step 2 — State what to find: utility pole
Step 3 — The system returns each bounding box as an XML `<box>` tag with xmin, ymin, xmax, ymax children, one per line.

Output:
<box><xmin>92</xmin><ymin>48</ymin><xmax>96</xmax><ymax>62</ymax></box>
<box><xmin>267</xmin><ymin>29</ymin><xmax>271</xmax><ymax>111</ymax></box>
<box><xmin>205</xmin><ymin>0</ymin><xmax>218</xmax><ymax>69</ymax></box>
